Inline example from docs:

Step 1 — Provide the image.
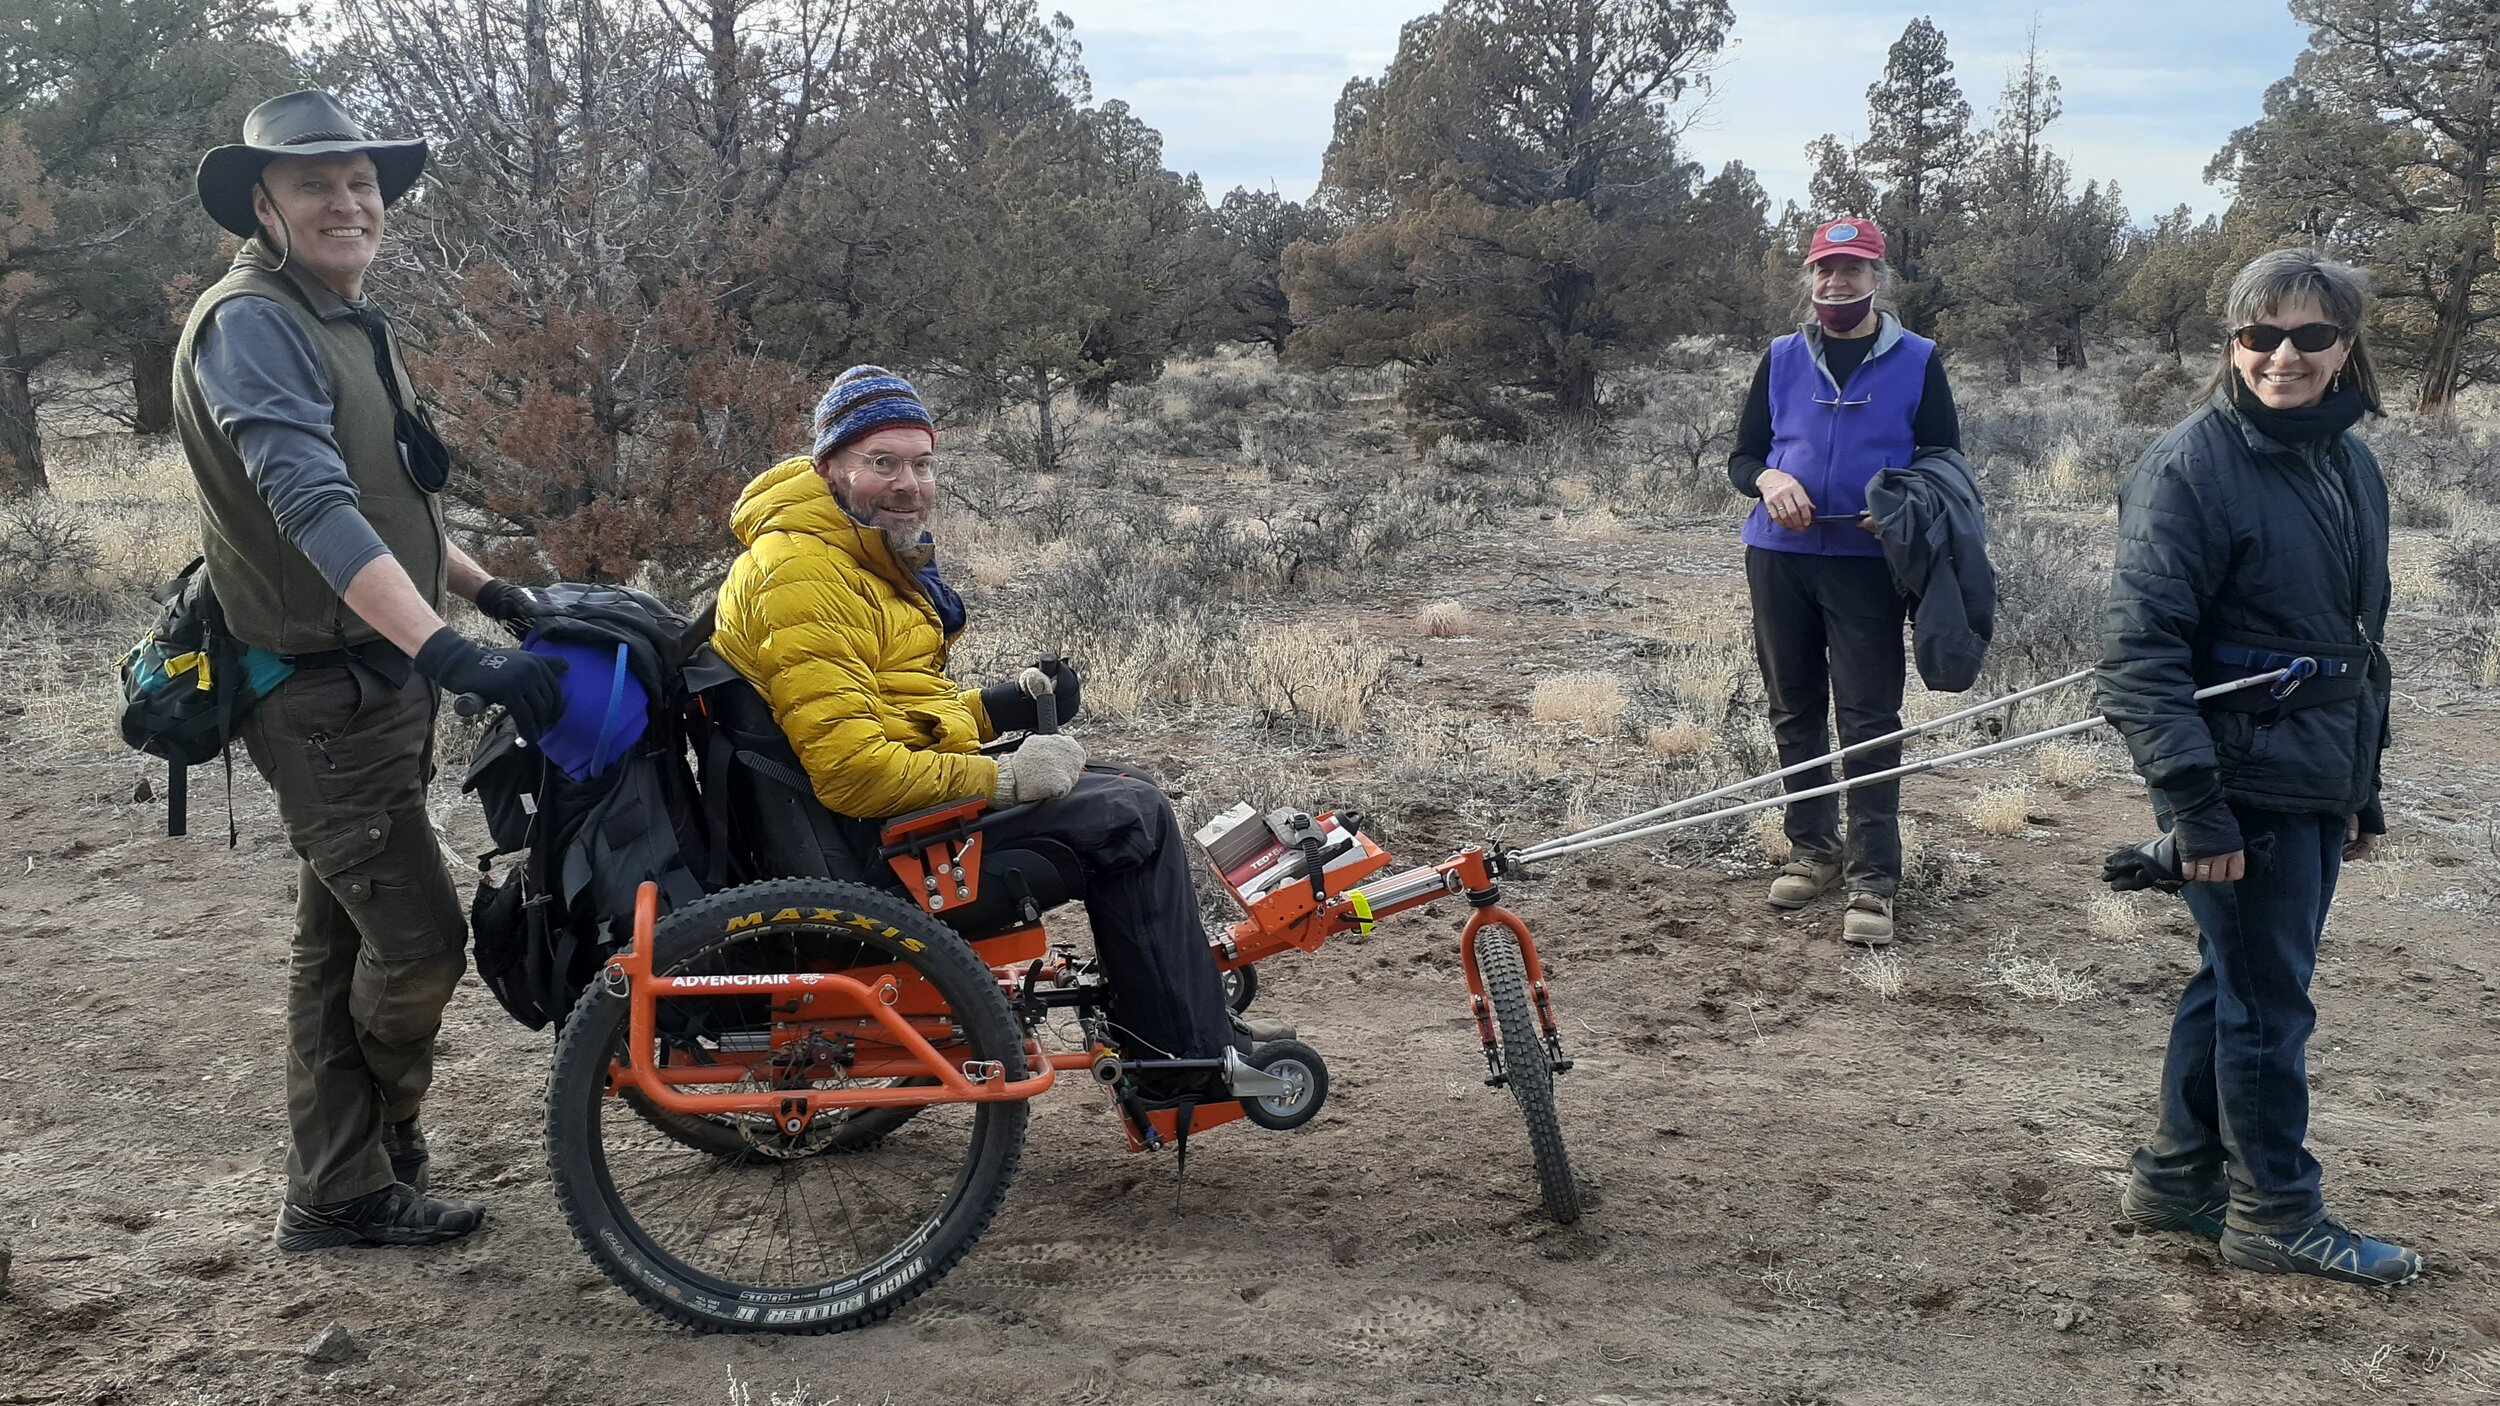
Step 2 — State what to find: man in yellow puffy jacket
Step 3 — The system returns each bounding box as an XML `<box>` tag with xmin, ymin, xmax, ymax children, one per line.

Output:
<box><xmin>714</xmin><ymin>365</ymin><xmax>1239</xmax><ymax>1083</ymax></box>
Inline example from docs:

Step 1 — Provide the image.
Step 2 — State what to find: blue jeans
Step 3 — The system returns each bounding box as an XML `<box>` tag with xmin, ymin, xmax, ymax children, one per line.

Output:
<box><xmin>2130</xmin><ymin>803</ymin><xmax>2346</xmax><ymax>1233</ymax></box>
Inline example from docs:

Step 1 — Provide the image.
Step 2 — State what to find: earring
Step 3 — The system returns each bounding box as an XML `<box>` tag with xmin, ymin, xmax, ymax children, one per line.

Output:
<box><xmin>2330</xmin><ymin>370</ymin><xmax>2343</xmax><ymax>393</ymax></box>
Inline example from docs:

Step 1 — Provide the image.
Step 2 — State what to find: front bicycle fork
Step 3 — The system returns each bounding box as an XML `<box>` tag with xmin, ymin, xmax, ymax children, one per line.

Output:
<box><xmin>1456</xmin><ymin>901</ymin><xmax>1573</xmax><ymax>1088</ymax></box>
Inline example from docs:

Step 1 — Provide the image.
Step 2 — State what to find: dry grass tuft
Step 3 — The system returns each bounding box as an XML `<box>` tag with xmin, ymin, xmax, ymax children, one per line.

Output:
<box><xmin>1964</xmin><ymin>784</ymin><xmax>2036</xmax><ymax>836</ymax></box>
<box><xmin>1241</xmin><ymin>621</ymin><xmax>1390</xmax><ymax>738</ymax></box>
<box><xmin>1988</xmin><ymin>936</ymin><xmax>2100</xmax><ymax>1004</ymax></box>
<box><xmin>2085</xmin><ymin>891</ymin><xmax>2149</xmax><ymax>942</ymax></box>
<box><xmin>1844</xmin><ymin>948</ymin><xmax>1905</xmax><ymax>999</ymax></box>
<box><xmin>2032</xmin><ymin>740</ymin><xmax>2100</xmax><ymax>789</ymax></box>
<box><xmin>1551</xmin><ymin>477</ymin><xmax>1596</xmax><ymax>510</ymax></box>
<box><xmin>1529</xmin><ymin>670</ymin><xmax>1628</xmax><ymax>733</ymax></box>
<box><xmin>1656</xmin><ymin>648</ymin><xmax>1745</xmax><ymax>717</ymax></box>
<box><xmin>1751</xmin><ymin>805</ymin><xmax>1791</xmax><ymax>863</ymax></box>
<box><xmin>1416</xmin><ymin>599</ymin><xmax>1475</xmax><ymax>638</ymax></box>
<box><xmin>1644</xmin><ymin>721</ymin><xmax>1716</xmax><ymax>757</ymax></box>
<box><xmin>1565</xmin><ymin>506</ymin><xmax>1634</xmax><ymax>541</ymax></box>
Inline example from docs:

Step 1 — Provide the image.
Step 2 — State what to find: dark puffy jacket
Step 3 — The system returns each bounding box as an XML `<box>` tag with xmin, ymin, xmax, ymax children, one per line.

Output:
<box><xmin>2095</xmin><ymin>390</ymin><xmax>2391</xmax><ymax>823</ymax></box>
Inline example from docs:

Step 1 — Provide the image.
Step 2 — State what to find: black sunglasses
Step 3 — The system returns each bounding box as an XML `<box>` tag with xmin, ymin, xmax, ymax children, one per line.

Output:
<box><xmin>2231</xmin><ymin>321</ymin><xmax>2347</xmax><ymax>355</ymax></box>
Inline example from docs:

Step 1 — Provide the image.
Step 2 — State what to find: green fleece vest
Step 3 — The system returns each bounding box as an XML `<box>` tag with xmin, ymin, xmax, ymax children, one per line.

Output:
<box><xmin>171</xmin><ymin>245</ymin><xmax>446</xmax><ymax>655</ymax></box>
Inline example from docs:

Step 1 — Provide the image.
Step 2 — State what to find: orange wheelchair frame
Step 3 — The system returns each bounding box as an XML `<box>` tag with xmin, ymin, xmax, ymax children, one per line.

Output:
<box><xmin>599</xmin><ymin>793</ymin><xmax>1577</xmax><ymax>1201</ymax></box>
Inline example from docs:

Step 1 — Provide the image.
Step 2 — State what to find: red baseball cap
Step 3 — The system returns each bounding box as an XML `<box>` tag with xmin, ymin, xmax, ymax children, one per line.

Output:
<box><xmin>1807</xmin><ymin>217</ymin><xmax>1886</xmax><ymax>265</ymax></box>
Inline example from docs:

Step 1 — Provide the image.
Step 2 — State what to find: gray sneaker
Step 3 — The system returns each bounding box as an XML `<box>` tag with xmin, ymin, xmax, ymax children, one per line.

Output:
<box><xmin>1767</xmin><ymin>861</ymin><xmax>1842</xmax><ymax>909</ymax></box>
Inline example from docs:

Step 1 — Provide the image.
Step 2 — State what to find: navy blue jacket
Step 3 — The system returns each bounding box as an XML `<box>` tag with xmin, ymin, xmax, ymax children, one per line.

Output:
<box><xmin>2095</xmin><ymin>391</ymin><xmax>2391</xmax><ymax>825</ymax></box>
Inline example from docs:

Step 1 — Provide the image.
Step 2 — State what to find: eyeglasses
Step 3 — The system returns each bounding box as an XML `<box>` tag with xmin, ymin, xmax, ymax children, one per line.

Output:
<box><xmin>840</xmin><ymin>449</ymin><xmax>937</xmax><ymax>480</ymax></box>
<box><xmin>2231</xmin><ymin>322</ymin><xmax>2347</xmax><ymax>355</ymax></box>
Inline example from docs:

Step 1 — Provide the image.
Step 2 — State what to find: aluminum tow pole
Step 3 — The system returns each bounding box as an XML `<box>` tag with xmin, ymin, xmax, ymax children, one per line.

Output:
<box><xmin>1512</xmin><ymin>666</ymin><xmax>2301</xmax><ymax>867</ymax></box>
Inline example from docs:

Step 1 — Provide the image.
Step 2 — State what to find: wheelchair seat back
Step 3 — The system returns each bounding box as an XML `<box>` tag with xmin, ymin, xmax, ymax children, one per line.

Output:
<box><xmin>687</xmin><ymin>660</ymin><xmax>1085</xmax><ymax>939</ymax></box>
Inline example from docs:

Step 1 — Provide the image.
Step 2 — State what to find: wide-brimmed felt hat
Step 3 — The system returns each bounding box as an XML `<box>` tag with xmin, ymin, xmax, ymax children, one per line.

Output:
<box><xmin>196</xmin><ymin>90</ymin><xmax>428</xmax><ymax>238</ymax></box>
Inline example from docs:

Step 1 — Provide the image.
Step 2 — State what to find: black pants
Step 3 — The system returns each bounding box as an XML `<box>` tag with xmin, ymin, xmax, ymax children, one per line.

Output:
<box><xmin>2132</xmin><ymin>804</ymin><xmax>2343</xmax><ymax>1232</ymax></box>
<box><xmin>1746</xmin><ymin>548</ymin><xmax>1909</xmax><ymax>896</ymax></box>
<box><xmin>977</xmin><ymin>768</ymin><xmax>1233</xmax><ymax>1060</ymax></box>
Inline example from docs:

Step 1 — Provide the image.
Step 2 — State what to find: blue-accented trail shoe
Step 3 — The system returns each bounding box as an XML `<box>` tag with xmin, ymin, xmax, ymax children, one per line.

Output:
<box><xmin>2219</xmin><ymin>1216</ymin><xmax>2422</xmax><ymax>1287</ymax></box>
<box><xmin>277</xmin><ymin>1183</ymin><xmax>486</xmax><ymax>1251</ymax></box>
<box><xmin>2118</xmin><ymin>1184</ymin><xmax>2228</xmax><ymax>1240</ymax></box>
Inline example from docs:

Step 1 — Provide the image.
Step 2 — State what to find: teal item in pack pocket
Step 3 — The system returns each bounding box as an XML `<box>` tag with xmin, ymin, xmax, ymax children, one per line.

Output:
<box><xmin>117</xmin><ymin>557</ymin><xmax>294</xmax><ymax>769</ymax></box>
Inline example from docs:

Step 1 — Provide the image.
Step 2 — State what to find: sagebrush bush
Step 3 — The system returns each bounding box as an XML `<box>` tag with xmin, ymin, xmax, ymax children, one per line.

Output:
<box><xmin>2437</xmin><ymin>537</ymin><xmax>2500</xmax><ymax>612</ymax></box>
<box><xmin>0</xmin><ymin>494</ymin><xmax>106</xmax><ymax>613</ymax></box>
<box><xmin>2117</xmin><ymin>362</ymin><xmax>2199</xmax><ymax>427</ymax></box>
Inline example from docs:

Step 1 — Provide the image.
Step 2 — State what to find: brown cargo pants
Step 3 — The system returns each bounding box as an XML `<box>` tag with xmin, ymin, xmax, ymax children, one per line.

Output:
<box><xmin>239</xmin><ymin>656</ymin><xmax>467</xmax><ymax>1206</ymax></box>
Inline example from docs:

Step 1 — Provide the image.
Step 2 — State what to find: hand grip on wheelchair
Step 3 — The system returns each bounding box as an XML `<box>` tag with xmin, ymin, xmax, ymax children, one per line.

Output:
<box><xmin>1019</xmin><ymin>665</ymin><xmax>1057</xmax><ymax>736</ymax></box>
<box><xmin>454</xmin><ymin>691</ymin><xmax>487</xmax><ymax>718</ymax></box>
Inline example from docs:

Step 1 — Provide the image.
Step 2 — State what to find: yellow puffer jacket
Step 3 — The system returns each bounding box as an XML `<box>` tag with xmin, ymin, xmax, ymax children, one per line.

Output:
<box><xmin>714</xmin><ymin>457</ymin><xmax>1000</xmax><ymax>818</ymax></box>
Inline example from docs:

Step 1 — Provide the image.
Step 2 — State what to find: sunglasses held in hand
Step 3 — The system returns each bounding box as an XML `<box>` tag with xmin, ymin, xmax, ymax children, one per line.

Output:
<box><xmin>2231</xmin><ymin>321</ymin><xmax>2347</xmax><ymax>354</ymax></box>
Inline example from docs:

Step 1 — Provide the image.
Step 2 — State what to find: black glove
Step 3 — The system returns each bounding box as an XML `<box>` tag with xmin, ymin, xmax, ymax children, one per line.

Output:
<box><xmin>2156</xmin><ymin>767</ymin><xmax>2245</xmax><ymax>861</ymax></box>
<box><xmin>980</xmin><ymin>658</ymin><xmax>1082</xmax><ymax>734</ymax></box>
<box><xmin>473</xmin><ymin>578</ymin><xmax>545</xmax><ymax>626</ymax></box>
<box><xmin>2102</xmin><ymin>828</ymin><xmax>2276</xmax><ymax>893</ymax></box>
<box><xmin>2103</xmin><ymin>832</ymin><xmax>2184</xmax><ymax>894</ymax></box>
<box><xmin>414</xmin><ymin>626</ymin><xmax>567</xmax><ymax>741</ymax></box>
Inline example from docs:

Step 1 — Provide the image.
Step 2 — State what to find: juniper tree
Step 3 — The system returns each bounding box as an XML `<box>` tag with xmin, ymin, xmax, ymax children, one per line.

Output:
<box><xmin>2211</xmin><ymin>0</ymin><xmax>2499</xmax><ymax>412</ymax></box>
<box><xmin>1285</xmin><ymin>0</ymin><xmax>1735</xmax><ymax>439</ymax></box>
<box><xmin>1854</xmin><ymin>17</ymin><xmax>1974</xmax><ymax>334</ymax></box>
<box><xmin>0</xmin><ymin>0</ymin><xmax>289</xmax><ymax>495</ymax></box>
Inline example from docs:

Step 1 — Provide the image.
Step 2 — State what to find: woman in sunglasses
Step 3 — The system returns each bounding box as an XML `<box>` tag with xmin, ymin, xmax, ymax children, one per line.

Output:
<box><xmin>1726</xmin><ymin>217</ymin><xmax>1963</xmax><ymax>946</ymax></box>
<box><xmin>2097</xmin><ymin>247</ymin><xmax>2414</xmax><ymax>1285</ymax></box>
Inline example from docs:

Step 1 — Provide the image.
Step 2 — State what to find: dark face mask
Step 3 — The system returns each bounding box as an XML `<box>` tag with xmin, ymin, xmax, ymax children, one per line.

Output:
<box><xmin>1814</xmin><ymin>295</ymin><xmax>1874</xmax><ymax>334</ymax></box>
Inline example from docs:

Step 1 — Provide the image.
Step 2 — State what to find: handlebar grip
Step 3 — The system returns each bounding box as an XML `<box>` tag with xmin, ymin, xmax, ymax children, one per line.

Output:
<box><xmin>453</xmin><ymin>692</ymin><xmax>486</xmax><ymax>718</ymax></box>
<box><xmin>1019</xmin><ymin>666</ymin><xmax>1057</xmax><ymax>736</ymax></box>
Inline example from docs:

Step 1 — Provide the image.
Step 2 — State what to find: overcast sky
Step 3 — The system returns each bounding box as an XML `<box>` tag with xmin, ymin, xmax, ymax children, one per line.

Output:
<box><xmin>1048</xmin><ymin>1</ymin><xmax>2313</xmax><ymax>225</ymax></box>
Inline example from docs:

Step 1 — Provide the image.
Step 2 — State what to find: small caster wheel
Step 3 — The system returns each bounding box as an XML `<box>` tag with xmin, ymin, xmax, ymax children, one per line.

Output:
<box><xmin>1221</xmin><ymin>964</ymin><xmax>1258</xmax><ymax>1016</ymax></box>
<box><xmin>1238</xmin><ymin>1039</ymin><xmax>1327</xmax><ymax>1131</ymax></box>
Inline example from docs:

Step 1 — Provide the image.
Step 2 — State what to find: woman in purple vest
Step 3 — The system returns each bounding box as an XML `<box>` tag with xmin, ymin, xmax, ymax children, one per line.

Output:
<box><xmin>1727</xmin><ymin>217</ymin><xmax>1960</xmax><ymax>946</ymax></box>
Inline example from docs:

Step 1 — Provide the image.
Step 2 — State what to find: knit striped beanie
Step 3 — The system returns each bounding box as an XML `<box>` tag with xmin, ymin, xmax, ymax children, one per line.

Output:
<box><xmin>811</xmin><ymin>365</ymin><xmax>935</xmax><ymax>461</ymax></box>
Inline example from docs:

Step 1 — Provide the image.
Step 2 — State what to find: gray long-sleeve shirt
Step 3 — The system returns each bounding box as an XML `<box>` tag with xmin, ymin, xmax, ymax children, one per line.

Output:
<box><xmin>191</xmin><ymin>295</ymin><xmax>394</xmax><ymax>594</ymax></box>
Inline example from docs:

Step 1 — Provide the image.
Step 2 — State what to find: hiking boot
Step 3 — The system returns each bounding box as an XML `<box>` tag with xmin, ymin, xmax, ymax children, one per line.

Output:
<box><xmin>1767</xmin><ymin>860</ymin><xmax>1842</xmax><ymax>909</ymax></box>
<box><xmin>277</xmin><ymin>1183</ymin><xmax>486</xmax><ymax>1252</ymax></box>
<box><xmin>2219</xmin><ymin>1216</ymin><xmax>2422</xmax><ymax>1287</ymax></box>
<box><xmin>1231</xmin><ymin>1014</ymin><xmax>1297</xmax><ymax>1049</ymax></box>
<box><xmin>1841</xmin><ymin>891</ymin><xmax>1895</xmax><ymax>946</ymax></box>
<box><xmin>383</xmin><ymin>1117</ymin><xmax>429</xmax><ymax>1194</ymax></box>
<box><xmin>2118</xmin><ymin>1183</ymin><xmax>2228</xmax><ymax>1240</ymax></box>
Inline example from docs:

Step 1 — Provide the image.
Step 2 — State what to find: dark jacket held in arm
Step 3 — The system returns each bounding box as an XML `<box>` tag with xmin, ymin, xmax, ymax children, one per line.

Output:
<box><xmin>2094</xmin><ymin>390</ymin><xmax>2392</xmax><ymax>834</ymax></box>
<box><xmin>1865</xmin><ymin>448</ymin><xmax>1995</xmax><ymax>693</ymax></box>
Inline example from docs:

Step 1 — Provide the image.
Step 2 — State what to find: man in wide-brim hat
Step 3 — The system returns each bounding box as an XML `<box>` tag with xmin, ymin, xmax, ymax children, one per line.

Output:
<box><xmin>172</xmin><ymin>89</ymin><xmax>566</xmax><ymax>1250</ymax></box>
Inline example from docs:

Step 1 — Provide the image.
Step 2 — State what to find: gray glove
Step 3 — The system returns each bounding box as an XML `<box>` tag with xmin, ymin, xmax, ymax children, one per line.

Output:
<box><xmin>992</xmin><ymin>734</ymin><xmax>1086</xmax><ymax>805</ymax></box>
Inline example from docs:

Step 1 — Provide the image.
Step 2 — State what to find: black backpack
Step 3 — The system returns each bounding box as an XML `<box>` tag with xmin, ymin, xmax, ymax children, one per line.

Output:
<box><xmin>461</xmin><ymin>584</ymin><xmax>717</xmax><ymax>1030</ymax></box>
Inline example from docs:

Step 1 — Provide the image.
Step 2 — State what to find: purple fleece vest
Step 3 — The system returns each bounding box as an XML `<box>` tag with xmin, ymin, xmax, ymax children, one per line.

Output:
<box><xmin>1741</xmin><ymin>324</ymin><xmax>1935</xmax><ymax>557</ymax></box>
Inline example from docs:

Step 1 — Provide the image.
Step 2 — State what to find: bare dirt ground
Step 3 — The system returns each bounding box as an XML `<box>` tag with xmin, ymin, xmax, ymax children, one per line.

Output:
<box><xmin>7</xmin><ymin>455</ymin><xmax>2500</xmax><ymax>1406</ymax></box>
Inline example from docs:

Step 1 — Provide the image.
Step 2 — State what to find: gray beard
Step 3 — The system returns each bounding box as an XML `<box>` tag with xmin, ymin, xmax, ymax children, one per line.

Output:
<box><xmin>832</xmin><ymin>483</ymin><xmax>935</xmax><ymax>562</ymax></box>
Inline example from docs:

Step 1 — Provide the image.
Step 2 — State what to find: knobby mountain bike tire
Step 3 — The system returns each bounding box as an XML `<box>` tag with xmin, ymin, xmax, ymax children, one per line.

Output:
<box><xmin>546</xmin><ymin>878</ymin><xmax>1029</xmax><ymax>1334</ymax></box>
<box><xmin>1473</xmin><ymin>929</ymin><xmax>1582</xmax><ymax>1224</ymax></box>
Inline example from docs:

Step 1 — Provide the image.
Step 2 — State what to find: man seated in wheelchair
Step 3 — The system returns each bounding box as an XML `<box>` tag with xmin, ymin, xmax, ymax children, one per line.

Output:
<box><xmin>712</xmin><ymin>365</ymin><xmax>1274</xmax><ymax>1103</ymax></box>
